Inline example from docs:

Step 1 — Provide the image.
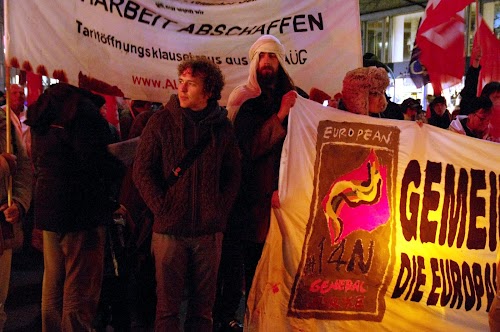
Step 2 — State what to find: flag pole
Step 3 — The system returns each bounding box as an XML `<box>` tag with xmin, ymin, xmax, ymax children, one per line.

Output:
<box><xmin>476</xmin><ymin>0</ymin><xmax>480</xmax><ymax>29</ymax></box>
<box><xmin>472</xmin><ymin>0</ymin><xmax>481</xmax><ymax>72</ymax></box>
<box><xmin>475</xmin><ymin>0</ymin><xmax>480</xmax><ymax>44</ymax></box>
<box><xmin>4</xmin><ymin>0</ymin><xmax>12</xmax><ymax>206</ymax></box>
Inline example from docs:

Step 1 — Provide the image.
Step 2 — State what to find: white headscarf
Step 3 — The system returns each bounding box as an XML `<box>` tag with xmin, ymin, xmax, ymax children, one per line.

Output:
<box><xmin>226</xmin><ymin>35</ymin><xmax>292</xmax><ymax>121</ymax></box>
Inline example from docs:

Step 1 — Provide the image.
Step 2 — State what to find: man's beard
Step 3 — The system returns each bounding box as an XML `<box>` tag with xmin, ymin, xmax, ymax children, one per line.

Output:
<box><xmin>257</xmin><ymin>66</ymin><xmax>277</xmax><ymax>88</ymax></box>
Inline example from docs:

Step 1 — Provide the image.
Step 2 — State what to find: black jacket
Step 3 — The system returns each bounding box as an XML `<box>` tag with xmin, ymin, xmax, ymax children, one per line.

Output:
<box><xmin>27</xmin><ymin>83</ymin><xmax>124</xmax><ymax>233</ymax></box>
<box><xmin>133</xmin><ymin>95</ymin><xmax>241</xmax><ymax>237</ymax></box>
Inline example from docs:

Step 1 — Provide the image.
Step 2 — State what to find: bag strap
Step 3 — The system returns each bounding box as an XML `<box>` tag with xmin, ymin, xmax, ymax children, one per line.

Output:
<box><xmin>165</xmin><ymin>130</ymin><xmax>212</xmax><ymax>186</ymax></box>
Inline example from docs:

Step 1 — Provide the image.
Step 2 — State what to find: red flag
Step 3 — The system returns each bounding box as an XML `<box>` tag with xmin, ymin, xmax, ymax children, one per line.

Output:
<box><xmin>418</xmin><ymin>0</ymin><xmax>475</xmax><ymax>33</ymax></box>
<box><xmin>26</xmin><ymin>71</ymin><xmax>43</xmax><ymax>106</ymax></box>
<box><xmin>416</xmin><ymin>0</ymin><xmax>474</xmax><ymax>95</ymax></box>
<box><xmin>474</xmin><ymin>15</ymin><xmax>500</xmax><ymax>95</ymax></box>
<box><xmin>94</xmin><ymin>92</ymin><xmax>121</xmax><ymax>136</ymax></box>
<box><xmin>102</xmin><ymin>94</ymin><xmax>119</xmax><ymax>128</ymax></box>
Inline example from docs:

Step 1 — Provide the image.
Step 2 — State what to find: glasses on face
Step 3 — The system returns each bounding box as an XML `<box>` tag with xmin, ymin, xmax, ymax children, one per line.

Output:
<box><xmin>474</xmin><ymin>112</ymin><xmax>490</xmax><ymax>122</ymax></box>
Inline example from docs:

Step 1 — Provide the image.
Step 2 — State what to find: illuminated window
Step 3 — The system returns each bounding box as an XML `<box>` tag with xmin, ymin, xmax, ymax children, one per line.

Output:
<box><xmin>364</xmin><ymin>17</ymin><xmax>390</xmax><ymax>63</ymax></box>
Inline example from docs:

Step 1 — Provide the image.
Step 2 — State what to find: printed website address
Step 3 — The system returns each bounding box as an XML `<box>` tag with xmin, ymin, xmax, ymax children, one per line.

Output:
<box><xmin>132</xmin><ymin>75</ymin><xmax>179</xmax><ymax>90</ymax></box>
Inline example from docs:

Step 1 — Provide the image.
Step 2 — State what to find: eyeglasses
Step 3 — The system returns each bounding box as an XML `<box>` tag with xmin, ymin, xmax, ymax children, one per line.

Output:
<box><xmin>474</xmin><ymin>113</ymin><xmax>490</xmax><ymax>122</ymax></box>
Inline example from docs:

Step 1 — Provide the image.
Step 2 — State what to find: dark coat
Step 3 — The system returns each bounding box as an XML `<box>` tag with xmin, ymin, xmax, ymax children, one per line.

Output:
<box><xmin>233</xmin><ymin>87</ymin><xmax>308</xmax><ymax>243</ymax></box>
<box><xmin>132</xmin><ymin>95</ymin><xmax>241</xmax><ymax>237</ymax></box>
<box><xmin>428</xmin><ymin>109</ymin><xmax>452</xmax><ymax>129</ymax></box>
<box><xmin>459</xmin><ymin>66</ymin><xmax>481</xmax><ymax>116</ymax></box>
<box><xmin>26</xmin><ymin>83</ymin><xmax>124</xmax><ymax>233</ymax></box>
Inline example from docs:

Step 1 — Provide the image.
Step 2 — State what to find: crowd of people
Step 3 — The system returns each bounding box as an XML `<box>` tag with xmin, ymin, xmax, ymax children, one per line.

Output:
<box><xmin>0</xmin><ymin>33</ymin><xmax>499</xmax><ymax>332</ymax></box>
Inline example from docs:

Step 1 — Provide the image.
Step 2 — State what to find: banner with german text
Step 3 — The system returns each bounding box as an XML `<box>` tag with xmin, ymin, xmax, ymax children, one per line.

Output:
<box><xmin>6</xmin><ymin>0</ymin><xmax>361</xmax><ymax>104</ymax></box>
<box><xmin>246</xmin><ymin>96</ymin><xmax>499</xmax><ymax>331</ymax></box>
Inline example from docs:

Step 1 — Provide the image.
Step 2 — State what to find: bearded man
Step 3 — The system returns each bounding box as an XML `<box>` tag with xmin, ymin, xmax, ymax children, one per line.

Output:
<box><xmin>214</xmin><ymin>35</ymin><xmax>308</xmax><ymax>332</ymax></box>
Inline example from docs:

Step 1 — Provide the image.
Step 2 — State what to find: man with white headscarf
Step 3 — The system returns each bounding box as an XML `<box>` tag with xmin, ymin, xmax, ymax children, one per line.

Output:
<box><xmin>226</xmin><ymin>34</ymin><xmax>305</xmax><ymax>121</ymax></box>
<box><xmin>214</xmin><ymin>35</ymin><xmax>308</xmax><ymax>332</ymax></box>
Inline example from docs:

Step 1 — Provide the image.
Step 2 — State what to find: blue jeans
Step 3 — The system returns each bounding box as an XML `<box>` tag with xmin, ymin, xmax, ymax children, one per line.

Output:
<box><xmin>152</xmin><ymin>232</ymin><xmax>223</xmax><ymax>332</ymax></box>
<box><xmin>41</xmin><ymin>226</ymin><xmax>105</xmax><ymax>332</ymax></box>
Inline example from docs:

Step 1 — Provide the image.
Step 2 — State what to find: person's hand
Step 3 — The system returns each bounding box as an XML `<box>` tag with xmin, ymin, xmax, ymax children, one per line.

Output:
<box><xmin>327</xmin><ymin>99</ymin><xmax>339</xmax><ymax>108</ymax></box>
<box><xmin>113</xmin><ymin>204</ymin><xmax>128</xmax><ymax>218</ymax></box>
<box><xmin>277</xmin><ymin>91</ymin><xmax>297</xmax><ymax>122</ymax></box>
<box><xmin>271</xmin><ymin>190</ymin><xmax>280</xmax><ymax>208</ymax></box>
<box><xmin>0</xmin><ymin>202</ymin><xmax>21</xmax><ymax>224</ymax></box>
<box><xmin>0</xmin><ymin>152</ymin><xmax>17</xmax><ymax>176</ymax></box>
<box><xmin>471</xmin><ymin>44</ymin><xmax>482</xmax><ymax>68</ymax></box>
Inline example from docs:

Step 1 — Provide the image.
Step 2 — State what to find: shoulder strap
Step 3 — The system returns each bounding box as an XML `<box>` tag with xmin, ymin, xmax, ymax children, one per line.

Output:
<box><xmin>165</xmin><ymin>130</ymin><xmax>212</xmax><ymax>187</ymax></box>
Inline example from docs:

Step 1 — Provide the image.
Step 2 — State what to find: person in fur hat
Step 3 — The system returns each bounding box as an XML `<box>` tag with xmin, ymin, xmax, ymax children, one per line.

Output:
<box><xmin>339</xmin><ymin>66</ymin><xmax>390</xmax><ymax>115</ymax></box>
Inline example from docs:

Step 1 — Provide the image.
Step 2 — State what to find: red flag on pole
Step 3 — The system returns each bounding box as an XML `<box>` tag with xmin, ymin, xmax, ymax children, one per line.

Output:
<box><xmin>416</xmin><ymin>0</ymin><xmax>474</xmax><ymax>95</ymax></box>
<box><xmin>474</xmin><ymin>15</ymin><xmax>500</xmax><ymax>95</ymax></box>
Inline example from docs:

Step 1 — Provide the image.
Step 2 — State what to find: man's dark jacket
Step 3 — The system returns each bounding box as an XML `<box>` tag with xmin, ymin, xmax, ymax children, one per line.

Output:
<box><xmin>133</xmin><ymin>95</ymin><xmax>241</xmax><ymax>237</ymax></box>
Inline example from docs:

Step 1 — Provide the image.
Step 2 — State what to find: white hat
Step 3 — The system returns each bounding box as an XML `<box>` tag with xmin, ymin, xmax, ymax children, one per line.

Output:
<box><xmin>227</xmin><ymin>35</ymin><xmax>292</xmax><ymax>121</ymax></box>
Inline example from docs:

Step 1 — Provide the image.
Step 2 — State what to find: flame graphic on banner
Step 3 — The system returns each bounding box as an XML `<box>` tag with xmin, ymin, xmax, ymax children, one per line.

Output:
<box><xmin>321</xmin><ymin>149</ymin><xmax>389</xmax><ymax>245</ymax></box>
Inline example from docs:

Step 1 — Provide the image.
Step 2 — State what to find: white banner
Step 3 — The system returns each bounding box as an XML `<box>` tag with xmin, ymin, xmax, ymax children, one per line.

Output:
<box><xmin>246</xmin><ymin>96</ymin><xmax>500</xmax><ymax>331</ymax></box>
<box><xmin>6</xmin><ymin>0</ymin><xmax>361</xmax><ymax>104</ymax></box>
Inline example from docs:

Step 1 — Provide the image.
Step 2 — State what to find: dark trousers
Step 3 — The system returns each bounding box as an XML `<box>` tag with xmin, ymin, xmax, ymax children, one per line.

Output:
<box><xmin>244</xmin><ymin>241</ymin><xmax>264</xmax><ymax>298</ymax></box>
<box><xmin>152</xmin><ymin>232</ymin><xmax>223</xmax><ymax>332</ymax></box>
<box><xmin>42</xmin><ymin>227</ymin><xmax>105</xmax><ymax>332</ymax></box>
<box><xmin>214</xmin><ymin>230</ymin><xmax>244</xmax><ymax>324</ymax></box>
<box><xmin>94</xmin><ymin>276</ymin><xmax>131</xmax><ymax>331</ymax></box>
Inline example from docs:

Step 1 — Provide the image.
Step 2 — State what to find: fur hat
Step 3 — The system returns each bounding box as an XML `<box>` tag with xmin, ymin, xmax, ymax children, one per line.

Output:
<box><xmin>341</xmin><ymin>66</ymin><xmax>389</xmax><ymax>115</ymax></box>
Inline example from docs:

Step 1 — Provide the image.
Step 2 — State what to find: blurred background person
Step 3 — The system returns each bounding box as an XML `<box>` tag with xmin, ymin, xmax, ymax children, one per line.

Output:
<box><xmin>449</xmin><ymin>96</ymin><xmax>492</xmax><ymax>139</ymax></box>
<box><xmin>400</xmin><ymin>98</ymin><xmax>422</xmax><ymax>121</ymax></box>
<box><xmin>0</xmin><ymin>97</ymin><xmax>33</xmax><ymax>331</ymax></box>
<box><xmin>427</xmin><ymin>96</ymin><xmax>452</xmax><ymax>129</ymax></box>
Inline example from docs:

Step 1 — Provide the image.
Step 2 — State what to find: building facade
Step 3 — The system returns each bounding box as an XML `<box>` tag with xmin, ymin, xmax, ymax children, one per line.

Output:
<box><xmin>361</xmin><ymin>0</ymin><xmax>500</xmax><ymax>110</ymax></box>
